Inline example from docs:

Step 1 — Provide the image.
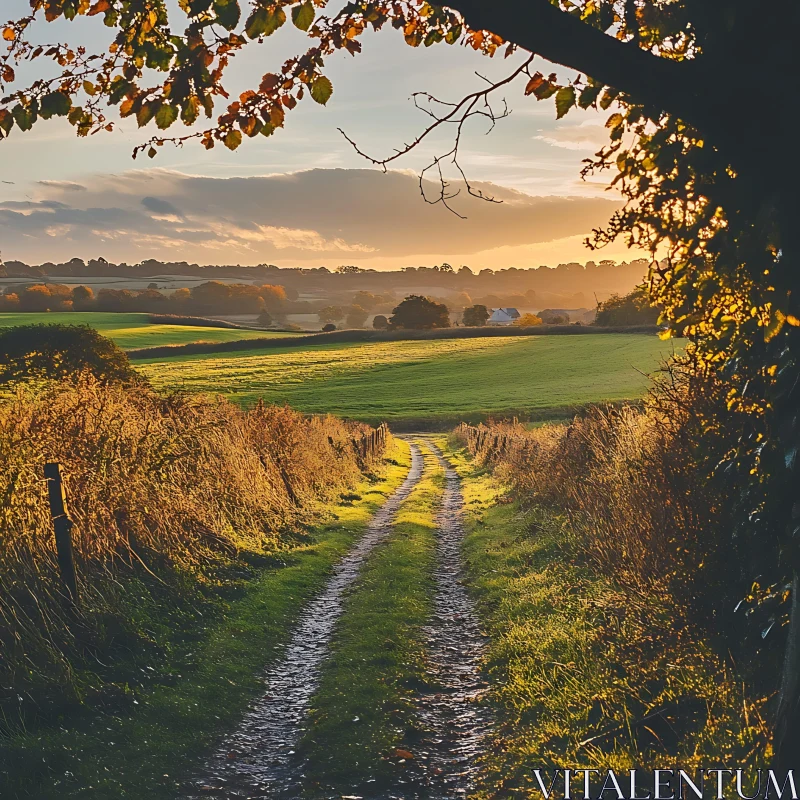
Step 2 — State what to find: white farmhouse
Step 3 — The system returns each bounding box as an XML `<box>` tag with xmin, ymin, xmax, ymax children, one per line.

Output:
<box><xmin>488</xmin><ymin>307</ymin><xmax>521</xmax><ymax>326</ymax></box>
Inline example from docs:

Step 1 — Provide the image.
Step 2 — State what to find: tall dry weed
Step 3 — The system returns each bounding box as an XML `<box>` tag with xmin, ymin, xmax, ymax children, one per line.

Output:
<box><xmin>0</xmin><ymin>376</ymin><xmax>387</xmax><ymax>721</ymax></box>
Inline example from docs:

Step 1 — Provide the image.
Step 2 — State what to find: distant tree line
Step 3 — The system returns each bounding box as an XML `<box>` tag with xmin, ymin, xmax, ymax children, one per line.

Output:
<box><xmin>0</xmin><ymin>281</ymin><xmax>289</xmax><ymax>317</ymax></box>
<box><xmin>0</xmin><ymin>256</ymin><xmax>651</xmax><ymax>302</ymax></box>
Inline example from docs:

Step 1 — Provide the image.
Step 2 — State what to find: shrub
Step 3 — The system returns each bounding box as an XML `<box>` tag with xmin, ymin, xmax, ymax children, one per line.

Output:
<box><xmin>372</xmin><ymin>315</ymin><xmax>389</xmax><ymax>330</ymax></box>
<box><xmin>514</xmin><ymin>312</ymin><xmax>543</xmax><ymax>326</ymax></box>
<box><xmin>0</xmin><ymin>324</ymin><xmax>141</xmax><ymax>385</ymax></box>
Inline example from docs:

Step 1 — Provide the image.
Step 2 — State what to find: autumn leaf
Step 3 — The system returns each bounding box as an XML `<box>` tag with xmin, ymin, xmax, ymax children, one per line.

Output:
<box><xmin>213</xmin><ymin>0</ymin><xmax>241</xmax><ymax>31</ymax></box>
<box><xmin>245</xmin><ymin>8</ymin><xmax>268</xmax><ymax>39</ymax></box>
<box><xmin>156</xmin><ymin>103</ymin><xmax>178</xmax><ymax>131</ymax></box>
<box><xmin>224</xmin><ymin>129</ymin><xmax>242</xmax><ymax>150</ymax></box>
<box><xmin>240</xmin><ymin>115</ymin><xmax>260</xmax><ymax>137</ymax></box>
<box><xmin>310</xmin><ymin>75</ymin><xmax>332</xmax><ymax>105</ymax></box>
<box><xmin>292</xmin><ymin>1</ymin><xmax>315</xmax><ymax>32</ymax></box>
<box><xmin>524</xmin><ymin>73</ymin><xmax>545</xmax><ymax>96</ymax></box>
<box><xmin>40</xmin><ymin>91</ymin><xmax>71</xmax><ymax>119</ymax></box>
<box><xmin>247</xmin><ymin>6</ymin><xmax>287</xmax><ymax>38</ymax></box>
<box><xmin>88</xmin><ymin>0</ymin><xmax>111</xmax><ymax>16</ymax></box>
<box><xmin>555</xmin><ymin>86</ymin><xmax>576</xmax><ymax>119</ymax></box>
<box><xmin>137</xmin><ymin>101</ymin><xmax>157</xmax><ymax>128</ymax></box>
<box><xmin>12</xmin><ymin>104</ymin><xmax>33</xmax><ymax>132</ymax></box>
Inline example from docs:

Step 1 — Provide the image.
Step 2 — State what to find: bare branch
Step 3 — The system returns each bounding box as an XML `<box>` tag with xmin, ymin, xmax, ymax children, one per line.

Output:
<box><xmin>338</xmin><ymin>55</ymin><xmax>533</xmax><ymax>216</ymax></box>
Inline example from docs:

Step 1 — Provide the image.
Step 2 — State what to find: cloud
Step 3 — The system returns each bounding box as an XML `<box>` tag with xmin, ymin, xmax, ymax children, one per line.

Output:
<box><xmin>536</xmin><ymin>121</ymin><xmax>610</xmax><ymax>152</ymax></box>
<box><xmin>141</xmin><ymin>196</ymin><xmax>183</xmax><ymax>217</ymax></box>
<box><xmin>1</xmin><ymin>168</ymin><xmax>621</xmax><ymax>267</ymax></box>
<box><xmin>37</xmin><ymin>180</ymin><xmax>88</xmax><ymax>192</ymax></box>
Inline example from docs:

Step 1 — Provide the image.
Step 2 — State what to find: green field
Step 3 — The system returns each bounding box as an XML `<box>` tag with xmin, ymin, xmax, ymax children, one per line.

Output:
<box><xmin>139</xmin><ymin>334</ymin><xmax>681</xmax><ymax>425</ymax></box>
<box><xmin>0</xmin><ymin>312</ymin><xmax>296</xmax><ymax>350</ymax></box>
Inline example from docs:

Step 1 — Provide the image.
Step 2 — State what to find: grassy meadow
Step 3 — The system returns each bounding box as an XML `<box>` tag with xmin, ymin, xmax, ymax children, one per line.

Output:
<box><xmin>138</xmin><ymin>333</ymin><xmax>680</xmax><ymax>425</ymax></box>
<box><xmin>0</xmin><ymin>312</ymin><xmax>297</xmax><ymax>350</ymax></box>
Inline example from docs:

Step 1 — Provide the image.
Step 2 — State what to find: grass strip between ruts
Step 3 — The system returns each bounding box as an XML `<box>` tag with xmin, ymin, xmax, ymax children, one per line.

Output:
<box><xmin>0</xmin><ymin>438</ymin><xmax>412</xmax><ymax>800</ymax></box>
<box><xmin>299</xmin><ymin>440</ymin><xmax>444</xmax><ymax>798</ymax></box>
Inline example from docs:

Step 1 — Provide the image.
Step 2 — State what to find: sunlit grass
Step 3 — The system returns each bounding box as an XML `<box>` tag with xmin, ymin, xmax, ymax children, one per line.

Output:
<box><xmin>139</xmin><ymin>334</ymin><xmax>679</xmax><ymax>424</ymax></box>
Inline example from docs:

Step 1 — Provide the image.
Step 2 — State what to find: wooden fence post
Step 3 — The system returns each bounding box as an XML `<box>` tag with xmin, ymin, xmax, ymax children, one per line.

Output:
<box><xmin>44</xmin><ymin>462</ymin><xmax>79</xmax><ymax>605</ymax></box>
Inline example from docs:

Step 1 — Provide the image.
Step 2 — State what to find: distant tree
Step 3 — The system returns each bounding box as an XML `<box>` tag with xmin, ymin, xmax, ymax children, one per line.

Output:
<box><xmin>345</xmin><ymin>305</ymin><xmax>369</xmax><ymax>329</ymax></box>
<box><xmin>72</xmin><ymin>285</ymin><xmax>95</xmax><ymax>310</ymax></box>
<box><xmin>18</xmin><ymin>284</ymin><xmax>54</xmax><ymax>312</ymax></box>
<box><xmin>458</xmin><ymin>266</ymin><xmax>474</xmax><ymax>275</ymax></box>
<box><xmin>318</xmin><ymin>306</ymin><xmax>345</xmax><ymax>325</ymax></box>
<box><xmin>437</xmin><ymin>263</ymin><xmax>454</xmax><ymax>273</ymax></box>
<box><xmin>259</xmin><ymin>284</ymin><xmax>288</xmax><ymax>310</ymax></box>
<box><xmin>352</xmin><ymin>291</ymin><xmax>378</xmax><ymax>310</ymax></box>
<box><xmin>147</xmin><ymin>282</ymin><xmax>159</xmax><ymax>290</ymax></box>
<box><xmin>0</xmin><ymin>292</ymin><xmax>19</xmax><ymax>310</ymax></box>
<box><xmin>171</xmin><ymin>288</ymin><xmax>191</xmax><ymax>306</ymax></box>
<box><xmin>321</xmin><ymin>323</ymin><xmax>337</xmax><ymax>332</ymax></box>
<box><xmin>257</xmin><ymin>310</ymin><xmax>273</xmax><ymax>327</ymax></box>
<box><xmin>515</xmin><ymin>313</ymin><xmax>543</xmax><ymax>326</ymax></box>
<box><xmin>462</xmin><ymin>304</ymin><xmax>490</xmax><ymax>326</ymax></box>
<box><xmin>335</xmin><ymin>266</ymin><xmax>367</xmax><ymax>274</ymax></box>
<box><xmin>96</xmin><ymin>288</ymin><xmax>139</xmax><ymax>312</ymax></box>
<box><xmin>389</xmin><ymin>295</ymin><xmax>450</xmax><ymax>330</ymax></box>
<box><xmin>595</xmin><ymin>288</ymin><xmax>660</xmax><ymax>327</ymax></box>
<box><xmin>538</xmin><ymin>310</ymin><xmax>569</xmax><ymax>324</ymax></box>
<box><xmin>372</xmin><ymin>315</ymin><xmax>389</xmax><ymax>330</ymax></box>
<box><xmin>0</xmin><ymin>325</ymin><xmax>142</xmax><ymax>385</ymax></box>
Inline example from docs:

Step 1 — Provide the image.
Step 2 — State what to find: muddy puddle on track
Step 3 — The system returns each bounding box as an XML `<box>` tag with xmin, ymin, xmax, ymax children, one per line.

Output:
<box><xmin>184</xmin><ymin>444</ymin><xmax>424</xmax><ymax>800</ymax></box>
<box><xmin>388</xmin><ymin>442</ymin><xmax>494</xmax><ymax>800</ymax></box>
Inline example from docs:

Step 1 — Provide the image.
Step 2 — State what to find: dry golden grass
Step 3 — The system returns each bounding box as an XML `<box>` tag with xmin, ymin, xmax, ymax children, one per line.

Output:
<box><xmin>456</xmin><ymin>399</ymin><xmax>728</xmax><ymax>603</ymax></box>
<box><xmin>0</xmin><ymin>376</ymin><xmax>387</xmax><ymax>719</ymax></box>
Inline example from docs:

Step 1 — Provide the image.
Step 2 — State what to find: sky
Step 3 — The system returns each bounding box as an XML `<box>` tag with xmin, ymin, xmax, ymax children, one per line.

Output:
<box><xmin>0</xmin><ymin>2</ymin><xmax>641</xmax><ymax>269</ymax></box>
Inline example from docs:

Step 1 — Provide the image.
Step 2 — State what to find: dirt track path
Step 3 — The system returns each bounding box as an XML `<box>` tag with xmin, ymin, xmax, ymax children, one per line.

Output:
<box><xmin>399</xmin><ymin>441</ymin><xmax>494</xmax><ymax>799</ymax></box>
<box><xmin>185</xmin><ymin>444</ymin><xmax>424</xmax><ymax>800</ymax></box>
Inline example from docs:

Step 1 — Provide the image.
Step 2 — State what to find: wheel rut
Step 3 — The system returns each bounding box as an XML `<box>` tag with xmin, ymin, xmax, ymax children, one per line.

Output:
<box><xmin>390</xmin><ymin>441</ymin><xmax>493</xmax><ymax>799</ymax></box>
<box><xmin>185</xmin><ymin>443</ymin><xmax>424</xmax><ymax>800</ymax></box>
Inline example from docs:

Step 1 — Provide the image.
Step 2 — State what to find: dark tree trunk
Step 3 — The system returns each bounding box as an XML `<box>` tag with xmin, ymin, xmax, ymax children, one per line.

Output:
<box><xmin>774</xmin><ymin>570</ymin><xmax>800</xmax><ymax>769</ymax></box>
